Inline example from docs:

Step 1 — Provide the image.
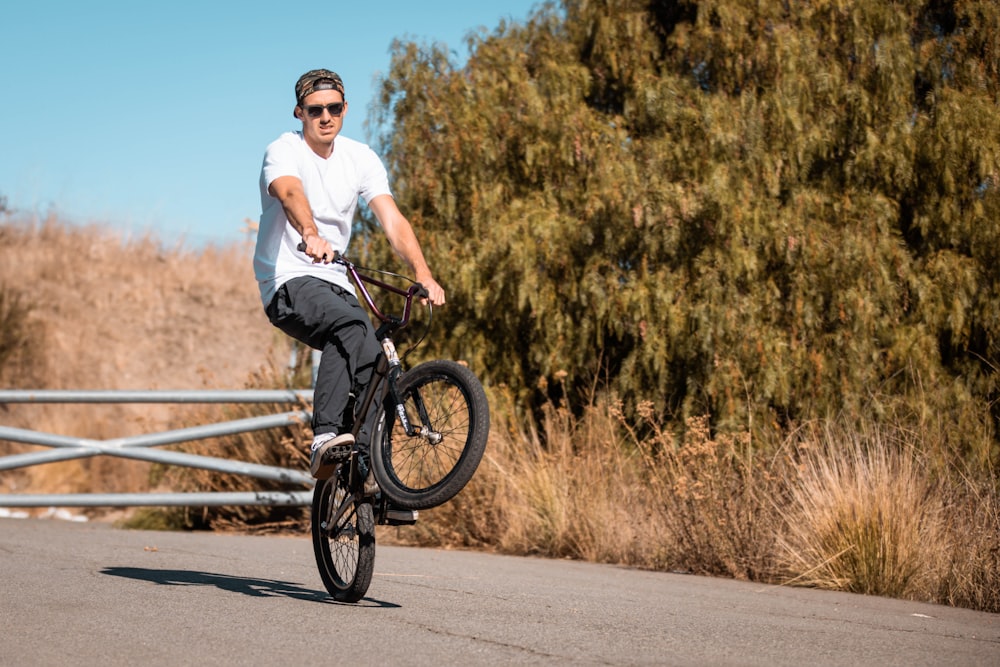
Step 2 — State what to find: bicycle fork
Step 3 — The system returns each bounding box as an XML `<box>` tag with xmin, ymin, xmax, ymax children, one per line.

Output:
<box><xmin>381</xmin><ymin>337</ymin><xmax>443</xmax><ymax>445</ymax></box>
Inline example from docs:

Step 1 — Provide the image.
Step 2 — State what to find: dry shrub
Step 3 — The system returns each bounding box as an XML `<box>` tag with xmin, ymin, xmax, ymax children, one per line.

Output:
<box><xmin>403</xmin><ymin>391</ymin><xmax>779</xmax><ymax>576</ymax></box>
<box><xmin>777</xmin><ymin>423</ymin><xmax>948</xmax><ymax>599</ymax></box>
<box><xmin>385</xmin><ymin>386</ymin><xmax>515</xmax><ymax>550</ymax></box>
<box><xmin>406</xmin><ymin>397</ymin><xmax>1000</xmax><ymax>614</ymax></box>
<box><xmin>0</xmin><ymin>280</ymin><xmax>44</xmax><ymax>494</ymax></box>
<box><xmin>5</xmin><ymin>218</ymin><xmax>999</xmax><ymax>613</ymax></box>
<box><xmin>0</xmin><ymin>282</ymin><xmax>39</xmax><ymax>384</ymax></box>
<box><xmin>629</xmin><ymin>406</ymin><xmax>782</xmax><ymax>579</ymax></box>
<box><xmin>936</xmin><ymin>470</ymin><xmax>1000</xmax><ymax>613</ymax></box>
<box><xmin>494</xmin><ymin>397</ymin><xmax>647</xmax><ymax>563</ymax></box>
<box><xmin>399</xmin><ymin>388</ymin><xmax>660</xmax><ymax>565</ymax></box>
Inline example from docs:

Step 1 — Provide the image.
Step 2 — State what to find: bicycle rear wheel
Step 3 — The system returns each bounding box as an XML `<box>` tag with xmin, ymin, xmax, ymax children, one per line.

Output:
<box><xmin>311</xmin><ymin>467</ymin><xmax>375</xmax><ymax>602</ymax></box>
<box><xmin>372</xmin><ymin>359</ymin><xmax>489</xmax><ymax>510</ymax></box>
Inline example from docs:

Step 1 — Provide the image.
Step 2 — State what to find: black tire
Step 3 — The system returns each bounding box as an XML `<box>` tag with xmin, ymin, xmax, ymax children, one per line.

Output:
<box><xmin>371</xmin><ymin>360</ymin><xmax>489</xmax><ymax>510</ymax></box>
<box><xmin>311</xmin><ymin>468</ymin><xmax>375</xmax><ymax>602</ymax></box>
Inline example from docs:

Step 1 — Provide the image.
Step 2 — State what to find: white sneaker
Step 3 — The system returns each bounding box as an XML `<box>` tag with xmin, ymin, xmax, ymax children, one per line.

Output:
<box><xmin>309</xmin><ymin>433</ymin><xmax>355</xmax><ymax>479</ymax></box>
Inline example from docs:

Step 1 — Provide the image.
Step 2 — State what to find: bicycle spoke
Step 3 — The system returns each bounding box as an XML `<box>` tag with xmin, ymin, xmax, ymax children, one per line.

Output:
<box><xmin>390</xmin><ymin>379</ymin><xmax>471</xmax><ymax>489</ymax></box>
<box><xmin>311</xmin><ymin>470</ymin><xmax>375</xmax><ymax>602</ymax></box>
<box><xmin>373</xmin><ymin>360</ymin><xmax>489</xmax><ymax>510</ymax></box>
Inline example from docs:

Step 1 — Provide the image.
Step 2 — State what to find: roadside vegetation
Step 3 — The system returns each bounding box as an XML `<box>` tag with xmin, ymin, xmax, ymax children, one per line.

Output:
<box><xmin>2</xmin><ymin>216</ymin><xmax>996</xmax><ymax>612</ymax></box>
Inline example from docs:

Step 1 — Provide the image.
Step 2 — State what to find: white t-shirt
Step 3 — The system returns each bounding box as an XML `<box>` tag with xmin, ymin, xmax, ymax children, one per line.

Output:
<box><xmin>253</xmin><ymin>131</ymin><xmax>392</xmax><ymax>307</ymax></box>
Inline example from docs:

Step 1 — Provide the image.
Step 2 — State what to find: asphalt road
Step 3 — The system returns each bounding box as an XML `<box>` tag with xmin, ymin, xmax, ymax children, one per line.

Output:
<box><xmin>1</xmin><ymin>517</ymin><xmax>997</xmax><ymax>666</ymax></box>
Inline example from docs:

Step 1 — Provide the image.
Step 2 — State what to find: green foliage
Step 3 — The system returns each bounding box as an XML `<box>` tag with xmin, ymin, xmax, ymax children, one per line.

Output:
<box><xmin>365</xmin><ymin>0</ymin><xmax>1000</xmax><ymax>462</ymax></box>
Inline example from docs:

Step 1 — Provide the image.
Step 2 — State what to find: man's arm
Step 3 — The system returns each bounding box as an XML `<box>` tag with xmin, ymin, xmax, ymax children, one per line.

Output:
<box><xmin>268</xmin><ymin>175</ymin><xmax>335</xmax><ymax>263</ymax></box>
<box><xmin>369</xmin><ymin>194</ymin><xmax>446</xmax><ymax>306</ymax></box>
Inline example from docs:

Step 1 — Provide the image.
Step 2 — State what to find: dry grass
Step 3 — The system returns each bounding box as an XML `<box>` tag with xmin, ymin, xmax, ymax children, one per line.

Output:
<box><xmin>629</xmin><ymin>408</ymin><xmax>782</xmax><ymax>580</ymax></box>
<box><xmin>148</xmin><ymin>363</ymin><xmax>314</xmax><ymax>534</ymax></box>
<box><xmin>406</xmin><ymin>397</ymin><xmax>781</xmax><ymax>581</ymax></box>
<box><xmin>775</xmin><ymin>423</ymin><xmax>948</xmax><ymax>598</ymax></box>
<box><xmin>386</xmin><ymin>388</ymin><xmax>664</xmax><ymax>563</ymax></box>
<box><xmin>0</xmin><ymin>283</ymin><xmax>35</xmax><ymax>375</ymax></box>
<box><xmin>122</xmin><ymin>353</ymin><xmax>319</xmax><ymax>534</ymax></box>
<box><xmin>935</xmin><ymin>468</ymin><xmax>1000</xmax><ymax>611</ymax></box>
<box><xmin>407</xmin><ymin>395</ymin><xmax>999</xmax><ymax>613</ymax></box>
<box><xmin>0</xmin><ymin>215</ymin><xmax>285</xmax><ymax>510</ymax></box>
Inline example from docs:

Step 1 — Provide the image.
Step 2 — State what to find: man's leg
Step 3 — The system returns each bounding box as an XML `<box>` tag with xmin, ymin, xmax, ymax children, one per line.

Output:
<box><xmin>265</xmin><ymin>275</ymin><xmax>379</xmax><ymax>441</ymax></box>
<box><xmin>312</xmin><ymin>303</ymin><xmax>380</xmax><ymax>436</ymax></box>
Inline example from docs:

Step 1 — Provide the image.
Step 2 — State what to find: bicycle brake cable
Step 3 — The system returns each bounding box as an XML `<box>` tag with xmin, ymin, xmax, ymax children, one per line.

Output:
<box><xmin>403</xmin><ymin>303</ymin><xmax>432</xmax><ymax>362</ymax></box>
<box><xmin>351</xmin><ymin>261</ymin><xmax>434</xmax><ymax>361</ymax></box>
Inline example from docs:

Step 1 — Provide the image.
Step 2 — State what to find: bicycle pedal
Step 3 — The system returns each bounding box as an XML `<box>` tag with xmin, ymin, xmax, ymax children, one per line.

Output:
<box><xmin>327</xmin><ymin>444</ymin><xmax>353</xmax><ymax>461</ymax></box>
<box><xmin>384</xmin><ymin>508</ymin><xmax>419</xmax><ymax>526</ymax></box>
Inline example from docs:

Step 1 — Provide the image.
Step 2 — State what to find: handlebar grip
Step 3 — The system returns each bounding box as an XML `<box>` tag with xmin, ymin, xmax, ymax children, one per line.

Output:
<box><xmin>296</xmin><ymin>241</ymin><xmax>341</xmax><ymax>262</ymax></box>
<box><xmin>414</xmin><ymin>284</ymin><xmax>430</xmax><ymax>300</ymax></box>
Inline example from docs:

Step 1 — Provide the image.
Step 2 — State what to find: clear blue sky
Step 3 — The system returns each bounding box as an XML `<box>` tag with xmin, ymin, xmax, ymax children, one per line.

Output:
<box><xmin>0</xmin><ymin>1</ymin><xmax>542</xmax><ymax>246</ymax></box>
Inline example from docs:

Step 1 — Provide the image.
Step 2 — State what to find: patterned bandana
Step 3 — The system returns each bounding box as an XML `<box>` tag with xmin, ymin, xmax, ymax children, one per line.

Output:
<box><xmin>295</xmin><ymin>69</ymin><xmax>345</xmax><ymax>105</ymax></box>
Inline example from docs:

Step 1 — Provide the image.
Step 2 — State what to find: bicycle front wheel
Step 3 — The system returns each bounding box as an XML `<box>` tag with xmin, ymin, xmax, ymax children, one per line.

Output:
<box><xmin>372</xmin><ymin>359</ymin><xmax>489</xmax><ymax>510</ymax></box>
<box><xmin>311</xmin><ymin>468</ymin><xmax>375</xmax><ymax>603</ymax></box>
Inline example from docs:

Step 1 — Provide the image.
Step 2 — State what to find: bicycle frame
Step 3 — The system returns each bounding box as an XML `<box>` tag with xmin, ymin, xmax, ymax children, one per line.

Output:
<box><xmin>316</xmin><ymin>253</ymin><xmax>430</xmax><ymax>534</ymax></box>
<box><xmin>342</xmin><ymin>258</ymin><xmax>427</xmax><ymax>335</ymax></box>
<box><xmin>339</xmin><ymin>254</ymin><xmax>430</xmax><ymax>438</ymax></box>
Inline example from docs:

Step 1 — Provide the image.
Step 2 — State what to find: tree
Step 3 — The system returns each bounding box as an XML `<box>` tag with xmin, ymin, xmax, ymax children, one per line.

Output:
<box><xmin>365</xmin><ymin>0</ymin><xmax>1000</xmax><ymax>457</ymax></box>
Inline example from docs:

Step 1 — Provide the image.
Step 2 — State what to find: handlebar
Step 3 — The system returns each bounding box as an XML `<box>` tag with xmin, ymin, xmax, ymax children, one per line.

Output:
<box><xmin>294</xmin><ymin>240</ymin><xmax>428</xmax><ymax>330</ymax></box>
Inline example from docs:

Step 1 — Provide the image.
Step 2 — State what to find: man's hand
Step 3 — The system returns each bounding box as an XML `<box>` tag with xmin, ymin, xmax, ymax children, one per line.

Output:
<box><xmin>299</xmin><ymin>232</ymin><xmax>335</xmax><ymax>264</ymax></box>
<box><xmin>417</xmin><ymin>273</ymin><xmax>446</xmax><ymax>306</ymax></box>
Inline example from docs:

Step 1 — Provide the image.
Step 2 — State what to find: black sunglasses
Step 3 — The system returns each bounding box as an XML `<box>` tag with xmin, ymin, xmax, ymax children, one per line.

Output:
<box><xmin>304</xmin><ymin>102</ymin><xmax>345</xmax><ymax>118</ymax></box>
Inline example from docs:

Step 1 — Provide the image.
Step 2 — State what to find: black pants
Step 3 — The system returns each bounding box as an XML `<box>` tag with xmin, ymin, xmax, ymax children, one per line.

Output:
<box><xmin>265</xmin><ymin>276</ymin><xmax>380</xmax><ymax>441</ymax></box>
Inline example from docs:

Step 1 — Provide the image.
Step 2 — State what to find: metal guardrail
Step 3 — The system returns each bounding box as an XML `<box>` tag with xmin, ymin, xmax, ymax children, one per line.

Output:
<box><xmin>0</xmin><ymin>390</ymin><xmax>316</xmax><ymax>508</ymax></box>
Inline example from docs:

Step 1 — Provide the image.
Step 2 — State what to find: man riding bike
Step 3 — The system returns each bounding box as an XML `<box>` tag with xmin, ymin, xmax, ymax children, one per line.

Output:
<box><xmin>253</xmin><ymin>69</ymin><xmax>445</xmax><ymax>481</ymax></box>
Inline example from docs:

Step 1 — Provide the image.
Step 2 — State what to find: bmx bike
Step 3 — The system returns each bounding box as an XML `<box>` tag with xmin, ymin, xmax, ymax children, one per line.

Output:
<box><xmin>302</xmin><ymin>247</ymin><xmax>489</xmax><ymax>602</ymax></box>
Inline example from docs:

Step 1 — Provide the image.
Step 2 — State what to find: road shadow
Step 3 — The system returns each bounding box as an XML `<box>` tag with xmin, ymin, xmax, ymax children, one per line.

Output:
<box><xmin>100</xmin><ymin>567</ymin><xmax>400</xmax><ymax>608</ymax></box>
